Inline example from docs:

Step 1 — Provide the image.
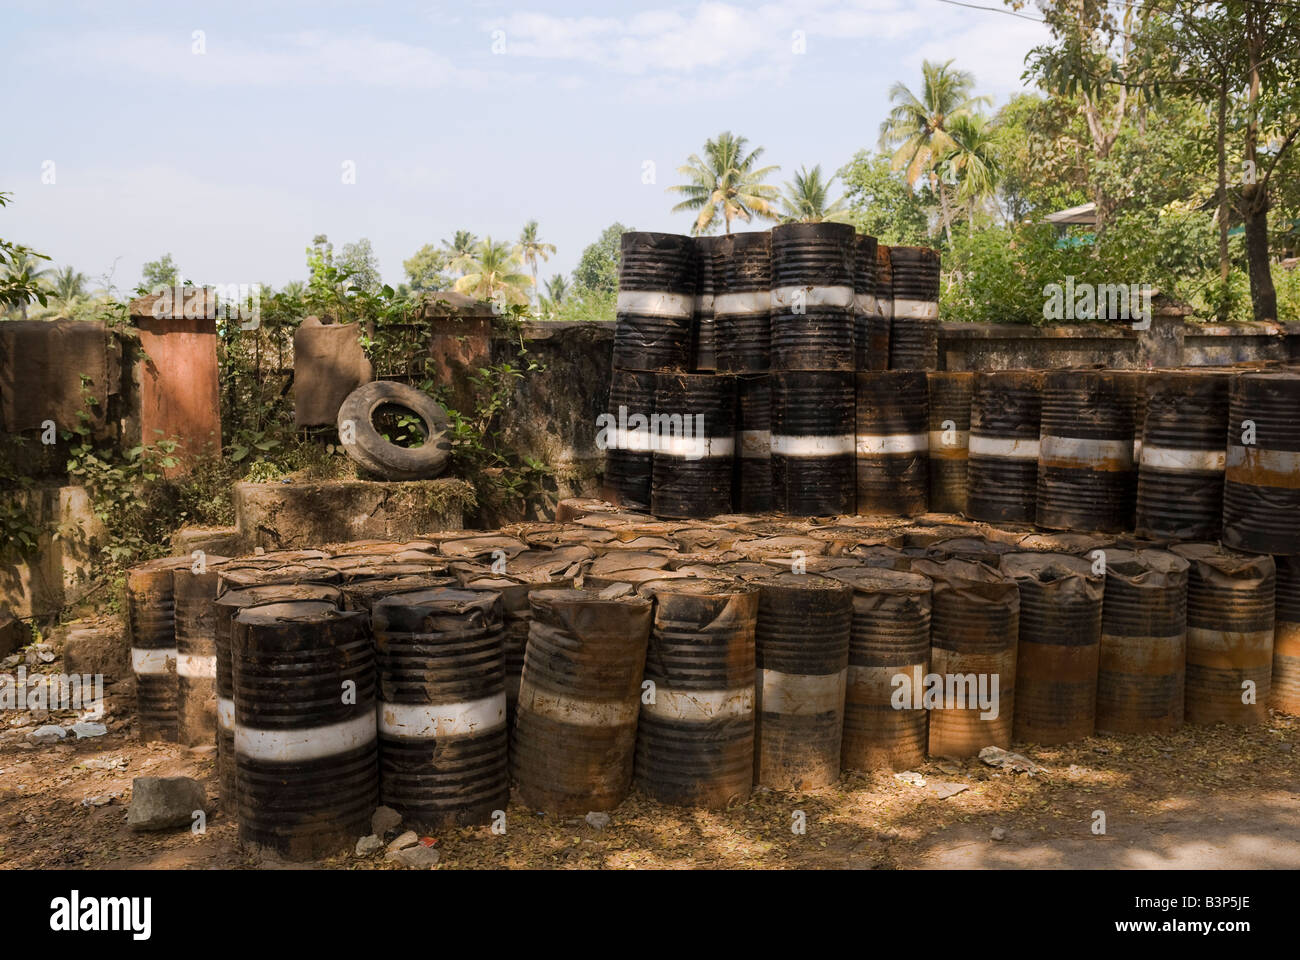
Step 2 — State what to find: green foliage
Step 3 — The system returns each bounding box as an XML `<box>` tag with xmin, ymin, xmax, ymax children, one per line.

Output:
<box><xmin>838</xmin><ymin>152</ymin><xmax>932</xmax><ymax>245</ymax></box>
<box><xmin>553</xmin><ymin>285</ymin><xmax>616</xmax><ymax>323</ymax></box>
<box><xmin>572</xmin><ymin>222</ymin><xmax>628</xmax><ymax>293</ymax></box>
<box><xmin>0</xmin><ymin>191</ymin><xmax>52</xmax><ymax>312</ymax></box>
<box><xmin>337</xmin><ymin>238</ymin><xmax>382</xmax><ymax>293</ymax></box>
<box><xmin>778</xmin><ymin>165</ymin><xmax>850</xmax><ymax>223</ymax></box>
<box><xmin>669</xmin><ymin>131</ymin><xmax>781</xmax><ymax>235</ymax></box>
<box><xmin>139</xmin><ymin>253</ymin><xmax>179</xmax><ymax>293</ymax></box>
<box><xmin>403</xmin><ymin>244</ymin><xmax>451</xmax><ymax>292</ymax></box>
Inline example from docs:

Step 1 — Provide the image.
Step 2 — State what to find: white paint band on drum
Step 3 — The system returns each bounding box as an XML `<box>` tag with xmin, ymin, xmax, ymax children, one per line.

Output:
<box><xmin>517</xmin><ymin>681</ymin><xmax>639</xmax><ymax>727</ymax></box>
<box><xmin>1226</xmin><ymin>443</ymin><xmax>1300</xmax><ymax>478</ymax></box>
<box><xmin>770</xmin><ymin>433</ymin><xmax>856</xmax><ymax>457</ymax></box>
<box><xmin>1039</xmin><ymin>434</ymin><xmax>1133</xmax><ymax>466</ymax></box>
<box><xmin>218</xmin><ymin>697</ymin><xmax>235</xmax><ymax>730</ymax></box>
<box><xmin>968</xmin><ymin>435</ymin><xmax>1040</xmax><ymax>459</ymax></box>
<box><xmin>738</xmin><ymin>429</ymin><xmax>772</xmax><ymax>458</ymax></box>
<box><xmin>1141</xmin><ymin>444</ymin><xmax>1225</xmax><ymax>473</ymax></box>
<box><xmin>177</xmin><ymin>653</ymin><xmax>216</xmax><ymax>679</ymax></box>
<box><xmin>855</xmin><ymin>293</ymin><xmax>877</xmax><ymax>315</ymax></box>
<box><xmin>758</xmin><ymin>668</ymin><xmax>846</xmax><ymax>716</ymax></box>
<box><xmin>892</xmin><ymin>299</ymin><xmax>939</xmax><ymax>320</ymax></box>
<box><xmin>656</xmin><ymin>434</ymin><xmax>735</xmax><ymax>459</ymax></box>
<box><xmin>616</xmin><ymin>290</ymin><xmax>694</xmax><ymax>319</ymax></box>
<box><xmin>235</xmin><ymin>712</ymin><xmax>376</xmax><ymax>763</ymax></box>
<box><xmin>1186</xmin><ymin>627</ymin><xmax>1275</xmax><ymax>648</ymax></box>
<box><xmin>856</xmin><ymin>433</ymin><xmax>928</xmax><ymax>455</ymax></box>
<box><xmin>695</xmin><ymin>295</ymin><xmax>715</xmax><ymax>312</ymax></box>
<box><xmin>876</xmin><ymin>301</ymin><xmax>894</xmax><ymax>319</ymax></box>
<box><xmin>770</xmin><ymin>285</ymin><xmax>855</xmax><ymax>310</ymax></box>
<box><xmin>131</xmin><ymin>648</ymin><xmax>177</xmax><ymax>675</ymax></box>
<box><xmin>929</xmin><ymin>429</ymin><xmax>970</xmax><ymax>451</ymax></box>
<box><xmin>609</xmin><ymin>427</ymin><xmax>653</xmax><ymax>452</ymax></box>
<box><xmin>713</xmin><ymin>291</ymin><xmax>770</xmax><ymax>316</ymax></box>
<box><xmin>642</xmin><ymin>686</ymin><xmax>754</xmax><ymax>722</ymax></box>
<box><xmin>378</xmin><ymin>692</ymin><xmax>507</xmax><ymax>739</ymax></box>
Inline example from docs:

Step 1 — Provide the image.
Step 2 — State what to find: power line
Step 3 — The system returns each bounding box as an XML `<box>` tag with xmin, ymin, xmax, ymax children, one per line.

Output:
<box><xmin>929</xmin><ymin>0</ymin><xmax>1046</xmax><ymax>22</ymax></box>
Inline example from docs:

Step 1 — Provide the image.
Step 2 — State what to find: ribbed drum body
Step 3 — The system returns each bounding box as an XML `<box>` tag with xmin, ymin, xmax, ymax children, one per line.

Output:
<box><xmin>1172</xmin><ymin>543</ymin><xmax>1275</xmax><ymax>726</ymax></box>
<box><xmin>602</xmin><ymin>368</ymin><xmax>657</xmax><ymax>511</ymax></box>
<box><xmin>770</xmin><ymin>371</ymin><xmax>856</xmax><ymax>515</ymax></box>
<box><xmin>692</xmin><ymin>236</ymin><xmax>726</xmax><ymax>371</ymax></box>
<box><xmin>1274</xmin><ymin>557</ymin><xmax>1300</xmax><ymax>714</ymax></box>
<box><xmin>887</xmin><ymin>246</ymin><xmax>940</xmax><ymax>371</ymax></box>
<box><xmin>127</xmin><ymin>557</ymin><xmax>190</xmax><ymax>742</ymax></box>
<box><xmin>715</xmin><ymin>232</ymin><xmax>771</xmax><ymax>373</ymax></box>
<box><xmin>371</xmin><ymin>588</ymin><xmax>509</xmax><ymax>830</ymax></box>
<box><xmin>611</xmin><ymin>232</ymin><xmax>695</xmax><ymax>371</ymax></box>
<box><xmin>212</xmin><ymin>586</ymin><xmax>342</xmax><ymax>812</ymax></box>
<box><xmin>912</xmin><ymin>559</ymin><xmax>1019</xmax><ymax>758</ymax></box>
<box><xmin>927</xmin><ymin>372</ymin><xmax>973</xmax><ymax>514</ymax></box>
<box><xmin>172</xmin><ymin>560</ymin><xmax>229</xmax><ymax>747</ymax></box>
<box><xmin>650</xmin><ymin>372</ymin><xmax>736</xmax><ymax>518</ymax></box>
<box><xmin>967</xmin><ymin>371</ymin><xmax>1043</xmax><ymax>523</ymax></box>
<box><xmin>735</xmin><ymin>374</ymin><xmax>773</xmax><ymax>512</ymax></box>
<box><xmin>769</xmin><ymin>222</ymin><xmax>856</xmax><ymax>372</ymax></box>
<box><xmin>635</xmin><ymin>581</ymin><xmax>759</xmax><ymax>807</ymax></box>
<box><xmin>511</xmin><ymin>589</ymin><xmax>653</xmax><ymax>815</ymax></box>
<box><xmin>853</xmin><ymin>234</ymin><xmax>879</xmax><ymax>371</ymax></box>
<box><xmin>1222</xmin><ymin>373</ymin><xmax>1300</xmax><ymax>555</ymax></box>
<box><xmin>752</xmin><ymin>574</ymin><xmax>852</xmax><ymax>790</ymax></box>
<box><xmin>856</xmin><ymin>372</ymin><xmax>929</xmax><ymax>516</ymax></box>
<box><xmin>1001</xmin><ymin>553</ymin><xmax>1104</xmax><ymax>744</ymax></box>
<box><xmin>828</xmin><ymin>568</ymin><xmax>932</xmax><ymax>770</ymax></box>
<box><xmin>1095</xmin><ymin>549</ymin><xmax>1188</xmax><ymax>735</ymax></box>
<box><xmin>1136</xmin><ymin>371</ymin><xmax>1230</xmax><ymax>540</ymax></box>
<box><xmin>869</xmin><ymin>246</ymin><xmax>893</xmax><ymax>371</ymax></box>
<box><xmin>1037</xmin><ymin>370</ymin><xmax>1136</xmax><ymax>532</ymax></box>
<box><xmin>232</xmin><ymin>603</ymin><xmax>377</xmax><ymax>860</ymax></box>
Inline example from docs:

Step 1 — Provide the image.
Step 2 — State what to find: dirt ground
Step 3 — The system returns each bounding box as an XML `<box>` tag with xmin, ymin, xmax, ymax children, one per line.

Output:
<box><xmin>2</xmin><ymin>672</ymin><xmax>1296</xmax><ymax>870</ymax></box>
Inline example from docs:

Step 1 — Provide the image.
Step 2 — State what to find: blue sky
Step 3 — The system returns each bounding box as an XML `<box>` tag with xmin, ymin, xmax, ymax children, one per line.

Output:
<box><xmin>0</xmin><ymin>0</ymin><xmax>1050</xmax><ymax>293</ymax></box>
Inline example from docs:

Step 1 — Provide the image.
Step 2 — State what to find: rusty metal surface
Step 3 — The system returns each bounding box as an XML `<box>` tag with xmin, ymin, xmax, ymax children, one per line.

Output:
<box><xmin>927</xmin><ymin>372</ymin><xmax>973</xmax><ymax>514</ymax></box>
<box><xmin>868</xmin><ymin>245</ymin><xmax>893</xmax><ymax>371</ymax></box>
<box><xmin>855</xmin><ymin>371</ymin><xmax>928</xmax><ymax>516</ymax></box>
<box><xmin>126</xmin><ymin>557</ymin><xmax>192</xmax><ymax>743</ymax></box>
<box><xmin>602</xmin><ymin>367</ymin><xmax>657</xmax><ymax>511</ymax></box>
<box><xmin>172</xmin><ymin>560</ymin><xmax>230</xmax><ymax>747</ymax></box>
<box><xmin>853</xmin><ymin>233</ymin><xmax>879</xmax><ymax>371</ymax></box>
<box><xmin>651</xmin><ymin>372</ymin><xmax>736</xmax><ymax>518</ymax></box>
<box><xmin>633</xmin><ymin>580</ymin><xmax>759</xmax><ymax>808</ymax></box>
<box><xmin>769</xmin><ymin>222</ymin><xmax>856</xmax><ymax>372</ymax></box>
<box><xmin>967</xmin><ymin>371</ymin><xmax>1043</xmax><ymax>524</ymax></box>
<box><xmin>511</xmin><ymin>588</ymin><xmax>653</xmax><ymax>816</ymax></box>
<box><xmin>1171</xmin><ymin>543</ymin><xmax>1275</xmax><ymax>726</ymax></box>
<box><xmin>692</xmin><ymin>235</ymin><xmax>725</xmax><ymax>371</ymax></box>
<box><xmin>926</xmin><ymin>536</ymin><xmax>1018</xmax><ymax>567</ymax></box>
<box><xmin>612</xmin><ymin>232</ymin><xmax>696</xmax><ymax>371</ymax></box>
<box><xmin>752</xmin><ymin>573</ymin><xmax>852</xmax><ymax>790</ymax></box>
<box><xmin>1222</xmin><ymin>372</ymin><xmax>1300</xmax><ymax>555</ymax></box>
<box><xmin>715</xmin><ymin>231</ymin><xmax>770</xmax><ymax>372</ymax></box>
<box><xmin>1274</xmin><ymin>556</ymin><xmax>1300</xmax><ymax>715</ymax></box>
<box><xmin>735</xmin><ymin>374</ymin><xmax>773</xmax><ymax>512</ymax></box>
<box><xmin>1095</xmin><ymin>549</ymin><xmax>1188</xmax><ymax>735</ymax></box>
<box><xmin>1000</xmin><ymin>553</ymin><xmax>1104</xmax><ymax>744</ymax></box>
<box><xmin>216</xmin><ymin>562</ymin><xmax>341</xmax><ymax>593</ymax></box>
<box><xmin>770</xmin><ymin>370</ymin><xmax>856</xmax><ymax>516</ymax></box>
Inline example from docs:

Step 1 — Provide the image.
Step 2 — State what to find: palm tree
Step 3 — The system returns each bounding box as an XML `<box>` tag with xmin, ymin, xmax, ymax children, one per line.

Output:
<box><xmin>938</xmin><ymin>114</ymin><xmax>1002</xmax><ymax>235</ymax></box>
<box><xmin>515</xmin><ymin>220</ymin><xmax>557</xmax><ymax>305</ymax></box>
<box><xmin>2</xmin><ymin>250</ymin><xmax>53</xmax><ymax>318</ymax></box>
<box><xmin>879</xmin><ymin>59</ymin><xmax>991</xmax><ymax>243</ymax></box>
<box><xmin>441</xmin><ymin>230</ymin><xmax>479</xmax><ymax>275</ymax></box>
<box><xmin>452</xmin><ymin>237</ymin><xmax>532</xmax><ymax>305</ymax></box>
<box><xmin>778</xmin><ymin>165</ymin><xmax>850</xmax><ymax>223</ymax></box>
<box><xmin>50</xmin><ymin>265</ymin><xmax>90</xmax><ymax>304</ymax></box>
<box><xmin>545</xmin><ymin>274</ymin><xmax>568</xmax><ymax>305</ymax></box>
<box><xmin>668</xmin><ymin>131</ymin><xmax>780</xmax><ymax>235</ymax></box>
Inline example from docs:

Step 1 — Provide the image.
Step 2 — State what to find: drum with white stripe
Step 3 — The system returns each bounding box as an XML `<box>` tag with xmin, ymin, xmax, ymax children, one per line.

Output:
<box><xmin>714</xmin><ymin>231</ymin><xmax>771</xmax><ymax>373</ymax></box>
<box><xmin>232</xmin><ymin>602</ymin><xmax>377</xmax><ymax>859</ymax></box>
<box><xmin>827</xmin><ymin>567</ymin><xmax>932</xmax><ymax>771</ymax></box>
<box><xmin>1172</xmin><ymin>543</ymin><xmax>1274</xmax><ymax>727</ymax></box>
<box><xmin>1000</xmin><ymin>553</ymin><xmax>1104</xmax><ymax>745</ymax></box>
<box><xmin>753</xmin><ymin>573</ymin><xmax>852</xmax><ymax>790</ymax></box>
<box><xmin>887</xmin><ymin>245</ymin><xmax>940</xmax><ymax>371</ymax></box>
<box><xmin>172</xmin><ymin>557</ymin><xmax>230</xmax><ymax>747</ymax></box>
<box><xmin>853</xmin><ymin>233</ymin><xmax>879</xmax><ymax>371</ymax></box>
<box><xmin>869</xmin><ymin>245</ymin><xmax>893</xmax><ymax>371</ymax></box>
<box><xmin>1222</xmin><ymin>372</ymin><xmax>1300</xmax><ymax>555</ymax></box>
<box><xmin>735</xmin><ymin>374</ymin><xmax>773</xmax><ymax>512</ymax></box>
<box><xmin>769</xmin><ymin>222</ymin><xmax>856</xmax><ymax>372</ymax></box>
<box><xmin>1136</xmin><ymin>370</ymin><xmax>1230</xmax><ymax>540</ymax></box>
<box><xmin>511</xmin><ymin>588</ymin><xmax>653</xmax><ymax>815</ymax></box>
<box><xmin>967</xmin><ymin>371</ymin><xmax>1043</xmax><ymax>523</ymax></box>
<box><xmin>650</xmin><ymin>372</ymin><xmax>735</xmax><ymax>518</ymax></box>
<box><xmin>602</xmin><ymin>368</ymin><xmax>658</xmax><ymax>511</ymax></box>
<box><xmin>211</xmin><ymin>587</ymin><xmax>343</xmax><ymax>815</ymax></box>
<box><xmin>1095</xmin><ymin>549</ymin><xmax>1188</xmax><ymax>735</ymax></box>
<box><xmin>911</xmin><ymin>558</ymin><xmax>1019</xmax><ymax>759</ymax></box>
<box><xmin>771</xmin><ymin>371</ymin><xmax>855</xmax><ymax>515</ymax></box>
<box><xmin>1036</xmin><ymin>370</ymin><xmax>1137</xmax><ymax>533</ymax></box>
<box><xmin>692</xmin><ymin>235</ymin><xmax>726</xmax><ymax>371</ymax></box>
<box><xmin>127</xmin><ymin>556</ymin><xmax>192</xmax><ymax>742</ymax></box>
<box><xmin>634</xmin><ymin>579</ymin><xmax>759</xmax><ymax>807</ymax></box>
<box><xmin>1273</xmin><ymin>556</ymin><xmax>1300</xmax><ymax>715</ymax></box>
<box><xmin>927</xmin><ymin>372</ymin><xmax>973</xmax><ymax>514</ymax></box>
<box><xmin>611</xmin><ymin>231</ymin><xmax>695</xmax><ymax>371</ymax></box>
<box><xmin>371</xmin><ymin>588</ymin><xmax>509</xmax><ymax>829</ymax></box>
<box><xmin>856</xmin><ymin>371</ymin><xmax>929</xmax><ymax>516</ymax></box>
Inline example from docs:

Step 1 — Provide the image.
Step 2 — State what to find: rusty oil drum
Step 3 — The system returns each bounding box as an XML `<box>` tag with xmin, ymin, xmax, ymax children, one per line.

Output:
<box><xmin>735</xmin><ymin>374</ymin><xmax>773</xmax><ymax>512</ymax></box>
<box><xmin>1000</xmin><ymin>552</ymin><xmax>1104</xmax><ymax>744</ymax></box>
<box><xmin>692</xmin><ymin>235</ymin><xmax>727</xmax><ymax>371</ymax></box>
<box><xmin>1094</xmin><ymin>549</ymin><xmax>1188</xmax><ymax>735</ymax></box>
<box><xmin>714</xmin><ymin>232</ymin><xmax>771</xmax><ymax>373</ymax></box>
<box><xmin>611</xmin><ymin>231</ymin><xmax>696</xmax><ymax>372</ymax></box>
<box><xmin>770</xmin><ymin>370</ymin><xmax>856</xmax><ymax>515</ymax></box>
<box><xmin>602</xmin><ymin>368</ymin><xmax>657</xmax><ymax>512</ymax></box>
<box><xmin>853</xmin><ymin>233</ymin><xmax>879</xmax><ymax>371</ymax></box>
<box><xmin>1273</xmin><ymin>556</ymin><xmax>1300</xmax><ymax>715</ymax></box>
<box><xmin>887</xmin><ymin>245</ymin><xmax>940</xmax><ymax>372</ymax></box>
<box><xmin>855</xmin><ymin>371</ymin><xmax>928</xmax><ymax>516</ymax></box>
<box><xmin>769</xmin><ymin>222</ymin><xmax>856</xmax><ymax>372</ymax></box>
<box><xmin>650</xmin><ymin>372</ymin><xmax>735</xmax><ymax>519</ymax></box>
<box><xmin>752</xmin><ymin>573</ymin><xmax>853</xmax><ymax>790</ymax></box>
<box><xmin>511</xmin><ymin>588</ymin><xmax>653</xmax><ymax>816</ymax></box>
<box><xmin>927</xmin><ymin>372</ymin><xmax>973</xmax><ymax>514</ymax></box>
<box><xmin>126</xmin><ymin>556</ymin><xmax>192</xmax><ymax>743</ymax></box>
<box><xmin>870</xmin><ymin>245</ymin><xmax>893</xmax><ymax>371</ymax></box>
<box><xmin>1171</xmin><ymin>543</ymin><xmax>1275</xmax><ymax>726</ymax></box>
<box><xmin>371</xmin><ymin>587</ymin><xmax>510</xmax><ymax>830</ymax></box>
<box><xmin>911</xmin><ymin>558</ymin><xmax>1018</xmax><ymax>758</ymax></box>
<box><xmin>827</xmin><ymin>567</ymin><xmax>932</xmax><ymax>770</ymax></box>
<box><xmin>966</xmin><ymin>371</ymin><xmax>1043</xmax><ymax>524</ymax></box>
<box><xmin>171</xmin><ymin>557</ymin><xmax>231</xmax><ymax>747</ymax></box>
<box><xmin>634</xmin><ymin>579</ymin><xmax>759</xmax><ymax>808</ymax></box>
<box><xmin>231</xmin><ymin>602</ymin><xmax>377</xmax><ymax>859</ymax></box>
<box><xmin>1222</xmin><ymin>372</ymin><xmax>1300</xmax><ymax>555</ymax></box>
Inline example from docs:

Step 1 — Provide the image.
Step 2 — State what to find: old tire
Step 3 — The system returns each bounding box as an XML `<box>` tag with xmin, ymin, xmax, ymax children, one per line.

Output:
<box><xmin>336</xmin><ymin>381</ymin><xmax>452</xmax><ymax>480</ymax></box>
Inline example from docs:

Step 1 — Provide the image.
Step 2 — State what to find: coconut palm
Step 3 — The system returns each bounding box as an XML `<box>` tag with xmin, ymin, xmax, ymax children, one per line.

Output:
<box><xmin>515</xmin><ymin>220</ymin><xmax>557</xmax><ymax>305</ymax></box>
<box><xmin>937</xmin><ymin>114</ymin><xmax>1002</xmax><ymax>235</ymax></box>
<box><xmin>452</xmin><ymin>237</ymin><xmax>532</xmax><ymax>305</ymax></box>
<box><xmin>49</xmin><ymin>265</ymin><xmax>90</xmax><ymax>304</ymax></box>
<box><xmin>668</xmin><ymin>131</ymin><xmax>780</xmax><ymax>235</ymax></box>
<box><xmin>778</xmin><ymin>165</ymin><xmax>850</xmax><ymax>223</ymax></box>
<box><xmin>441</xmin><ymin>230</ymin><xmax>479</xmax><ymax>275</ymax></box>
<box><xmin>879</xmin><ymin>59</ymin><xmax>991</xmax><ymax>243</ymax></box>
<box><xmin>545</xmin><ymin>274</ymin><xmax>569</xmax><ymax>304</ymax></box>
